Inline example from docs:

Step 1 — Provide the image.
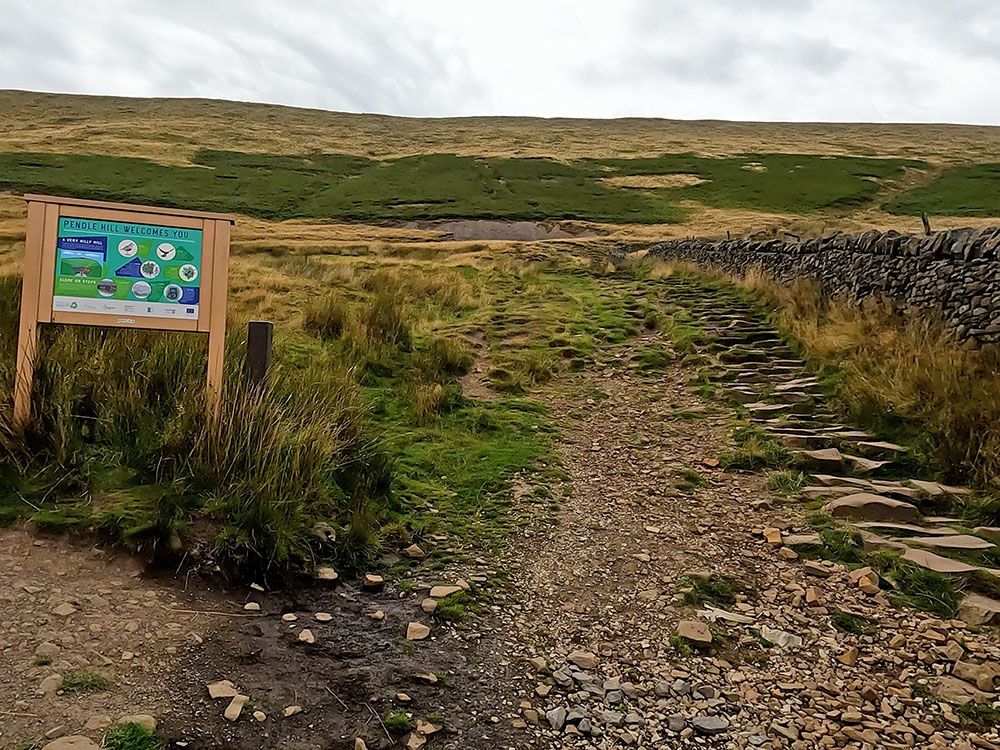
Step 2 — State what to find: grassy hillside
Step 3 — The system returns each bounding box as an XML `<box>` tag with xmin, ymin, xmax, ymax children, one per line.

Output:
<box><xmin>0</xmin><ymin>149</ymin><xmax>921</xmax><ymax>224</ymax></box>
<box><xmin>1</xmin><ymin>90</ymin><xmax>1000</xmax><ymax>242</ymax></box>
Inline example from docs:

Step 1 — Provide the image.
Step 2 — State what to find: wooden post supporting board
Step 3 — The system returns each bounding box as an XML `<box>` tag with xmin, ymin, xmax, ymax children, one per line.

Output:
<box><xmin>12</xmin><ymin>194</ymin><xmax>234</xmax><ymax>430</ymax></box>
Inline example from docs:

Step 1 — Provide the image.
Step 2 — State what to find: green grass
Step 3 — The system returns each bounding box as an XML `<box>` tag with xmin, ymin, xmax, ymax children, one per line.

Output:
<box><xmin>830</xmin><ymin>609</ymin><xmax>877</xmax><ymax>635</ymax></box>
<box><xmin>869</xmin><ymin>550</ymin><xmax>961</xmax><ymax>619</ymax></box>
<box><xmin>766</xmin><ymin>470</ymin><xmax>806</xmax><ymax>494</ymax></box>
<box><xmin>668</xmin><ymin>635</ymin><xmax>696</xmax><ymax>656</ymax></box>
<box><xmin>886</xmin><ymin>164</ymin><xmax>1000</xmax><ymax>218</ymax></box>
<box><xmin>791</xmin><ymin>528</ymin><xmax>866</xmax><ymax>565</ymax></box>
<box><xmin>956</xmin><ymin>701</ymin><xmax>1000</xmax><ymax>728</ymax></box>
<box><xmin>719</xmin><ymin>425</ymin><xmax>791</xmax><ymax>471</ymax></box>
<box><xmin>59</xmin><ymin>670</ymin><xmax>111</xmax><ymax>693</ymax></box>
<box><xmin>382</xmin><ymin>710</ymin><xmax>412</xmax><ymax>733</ymax></box>
<box><xmin>0</xmin><ymin>150</ymin><xmax>923</xmax><ymax>224</ymax></box>
<box><xmin>592</xmin><ymin>153</ymin><xmax>922</xmax><ymax>213</ymax></box>
<box><xmin>680</xmin><ymin>574</ymin><xmax>742</xmax><ymax>606</ymax></box>
<box><xmin>0</xmin><ymin>261</ymin><xmax>558</xmax><ymax>579</ymax></box>
<box><xmin>675</xmin><ymin>468</ymin><xmax>706</xmax><ymax>493</ymax></box>
<box><xmin>103</xmin><ymin>723</ymin><xmax>163</xmax><ymax>750</ymax></box>
<box><xmin>433</xmin><ymin>590</ymin><xmax>481</xmax><ymax>623</ymax></box>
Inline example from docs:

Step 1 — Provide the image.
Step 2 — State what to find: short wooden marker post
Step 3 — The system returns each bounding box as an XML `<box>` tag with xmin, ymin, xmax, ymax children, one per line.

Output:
<box><xmin>246</xmin><ymin>320</ymin><xmax>274</xmax><ymax>390</ymax></box>
<box><xmin>13</xmin><ymin>194</ymin><xmax>234</xmax><ymax>429</ymax></box>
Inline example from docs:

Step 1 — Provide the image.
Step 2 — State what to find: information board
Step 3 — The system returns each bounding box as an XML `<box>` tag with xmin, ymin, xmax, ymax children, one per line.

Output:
<box><xmin>52</xmin><ymin>216</ymin><xmax>203</xmax><ymax>321</ymax></box>
<box><xmin>14</xmin><ymin>194</ymin><xmax>234</xmax><ymax>428</ymax></box>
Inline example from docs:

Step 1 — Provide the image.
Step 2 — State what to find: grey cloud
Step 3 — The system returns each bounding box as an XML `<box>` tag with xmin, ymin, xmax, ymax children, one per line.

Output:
<box><xmin>0</xmin><ymin>0</ymin><xmax>998</xmax><ymax>124</ymax></box>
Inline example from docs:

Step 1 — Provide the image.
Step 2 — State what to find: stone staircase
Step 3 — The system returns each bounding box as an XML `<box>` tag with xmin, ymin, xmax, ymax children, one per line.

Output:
<box><xmin>662</xmin><ymin>280</ymin><xmax>1000</xmax><ymax>625</ymax></box>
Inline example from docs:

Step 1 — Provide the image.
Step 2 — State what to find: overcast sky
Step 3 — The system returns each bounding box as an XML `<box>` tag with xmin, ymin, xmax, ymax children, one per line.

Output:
<box><xmin>2</xmin><ymin>0</ymin><xmax>998</xmax><ymax>124</ymax></box>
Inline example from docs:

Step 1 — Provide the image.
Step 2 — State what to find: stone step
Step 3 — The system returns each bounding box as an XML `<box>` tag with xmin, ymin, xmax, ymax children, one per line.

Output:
<box><xmin>771</xmin><ymin>391</ymin><xmax>815</xmax><ymax>406</ymax></box>
<box><xmin>801</xmin><ymin>485</ymin><xmax>865</xmax><ymax>499</ymax></box>
<box><xmin>902</xmin><ymin>547</ymin><xmax>1000</xmax><ymax>577</ymax></box>
<box><xmin>909</xmin><ymin>480</ymin><xmax>973</xmax><ymax>499</ymax></box>
<box><xmin>855</xmin><ymin>522</ymin><xmax>959</xmax><ymax>536</ymax></box>
<box><xmin>823</xmin><ymin>493</ymin><xmax>922</xmax><ymax>524</ymax></box>
<box><xmin>855</xmin><ymin>440</ymin><xmax>908</xmax><ymax>457</ymax></box>
<box><xmin>907</xmin><ymin>534</ymin><xmax>995</xmax><ymax>552</ymax></box>
<box><xmin>846</xmin><ymin>455</ymin><xmax>891</xmax><ymax>474</ymax></box>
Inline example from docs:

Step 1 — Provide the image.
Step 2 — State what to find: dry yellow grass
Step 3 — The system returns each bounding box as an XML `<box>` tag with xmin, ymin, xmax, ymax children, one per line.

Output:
<box><xmin>600</xmin><ymin>174</ymin><xmax>707</xmax><ymax>189</ymax></box>
<box><xmin>5</xmin><ymin>90</ymin><xmax>1000</xmax><ymax>164</ymax></box>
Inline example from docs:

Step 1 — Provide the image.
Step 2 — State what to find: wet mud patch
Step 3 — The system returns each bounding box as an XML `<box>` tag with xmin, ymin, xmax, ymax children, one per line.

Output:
<box><xmin>404</xmin><ymin>219</ymin><xmax>600</xmax><ymax>241</ymax></box>
<box><xmin>157</xmin><ymin>582</ymin><xmax>517</xmax><ymax>750</ymax></box>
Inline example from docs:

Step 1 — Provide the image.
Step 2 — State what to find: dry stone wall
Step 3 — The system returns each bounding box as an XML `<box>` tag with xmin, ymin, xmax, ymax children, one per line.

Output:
<box><xmin>648</xmin><ymin>227</ymin><xmax>1000</xmax><ymax>344</ymax></box>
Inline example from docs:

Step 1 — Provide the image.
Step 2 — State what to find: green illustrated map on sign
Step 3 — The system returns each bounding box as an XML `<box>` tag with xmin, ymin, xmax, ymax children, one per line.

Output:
<box><xmin>53</xmin><ymin>217</ymin><xmax>203</xmax><ymax>321</ymax></box>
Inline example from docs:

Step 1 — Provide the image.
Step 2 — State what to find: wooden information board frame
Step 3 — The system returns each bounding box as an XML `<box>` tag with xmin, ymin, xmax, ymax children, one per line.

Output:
<box><xmin>14</xmin><ymin>194</ymin><xmax>234</xmax><ymax>427</ymax></box>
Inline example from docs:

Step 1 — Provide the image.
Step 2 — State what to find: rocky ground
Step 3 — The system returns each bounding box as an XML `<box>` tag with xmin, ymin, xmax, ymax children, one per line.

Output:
<box><xmin>5</xmin><ymin>274</ymin><xmax>1000</xmax><ymax>750</ymax></box>
<box><xmin>485</xmin><ymin>280</ymin><xmax>1000</xmax><ymax>749</ymax></box>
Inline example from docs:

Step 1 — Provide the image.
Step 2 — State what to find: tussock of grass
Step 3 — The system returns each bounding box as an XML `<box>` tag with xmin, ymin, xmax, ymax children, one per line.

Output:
<box><xmin>635</xmin><ymin>344</ymin><xmax>673</xmax><ymax>372</ymax></box>
<box><xmin>382</xmin><ymin>710</ymin><xmax>412</xmax><ymax>733</ymax></box>
<box><xmin>868</xmin><ymin>549</ymin><xmax>961</xmax><ymax>619</ymax></box>
<box><xmin>830</xmin><ymin>609</ymin><xmax>877</xmax><ymax>635</ymax></box>
<box><xmin>518</xmin><ymin>350</ymin><xmax>558</xmax><ymax>385</ymax></box>
<box><xmin>303</xmin><ymin>294</ymin><xmax>352</xmax><ymax>339</ymax></box>
<box><xmin>680</xmin><ymin>574</ymin><xmax>740</xmax><ymax>606</ymax></box>
<box><xmin>412</xmin><ymin>383</ymin><xmax>463</xmax><ymax>424</ymax></box>
<box><xmin>660</xmin><ymin>315</ymin><xmax>706</xmax><ymax>355</ymax></box>
<box><xmin>103</xmin><ymin>723</ymin><xmax>162</xmax><ymax>750</ymax></box>
<box><xmin>668</xmin><ymin>635</ymin><xmax>696</xmax><ymax>656</ymax></box>
<box><xmin>956</xmin><ymin>701</ymin><xmax>1000</xmax><ymax>729</ymax></box>
<box><xmin>719</xmin><ymin>425</ymin><xmax>791</xmax><ymax>471</ymax></box>
<box><xmin>414</xmin><ymin>336</ymin><xmax>474</xmax><ymax>381</ymax></box>
<box><xmin>766</xmin><ymin>470</ymin><xmax>805</xmax><ymax>494</ymax></box>
<box><xmin>433</xmin><ymin>590</ymin><xmax>480</xmax><ymax>623</ymax></box>
<box><xmin>791</xmin><ymin>528</ymin><xmax>865</xmax><ymax>565</ymax></box>
<box><xmin>60</xmin><ymin>670</ymin><xmax>111</xmax><ymax>693</ymax></box>
<box><xmin>675</xmin><ymin>468</ymin><xmax>706</xmax><ymax>493</ymax></box>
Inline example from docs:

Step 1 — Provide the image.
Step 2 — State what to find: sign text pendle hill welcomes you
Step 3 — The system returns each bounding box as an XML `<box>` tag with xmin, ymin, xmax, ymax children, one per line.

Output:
<box><xmin>14</xmin><ymin>194</ymin><xmax>234</xmax><ymax>426</ymax></box>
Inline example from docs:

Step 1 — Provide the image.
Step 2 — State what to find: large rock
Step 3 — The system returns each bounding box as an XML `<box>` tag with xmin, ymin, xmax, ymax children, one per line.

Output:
<box><xmin>845</xmin><ymin>455</ymin><xmax>890</xmax><ymax>474</ymax></box>
<box><xmin>406</xmin><ymin>622</ymin><xmax>431</xmax><ymax>640</ymax></box>
<box><xmin>429</xmin><ymin>585</ymin><xmax>463</xmax><ymax>598</ymax></box>
<box><xmin>117</xmin><ymin>714</ymin><xmax>156</xmax><ymax>731</ymax></box>
<box><xmin>857</xmin><ymin>522</ymin><xmax>955</xmax><ymax>536</ymax></box>
<box><xmin>954</xmin><ymin>661</ymin><xmax>1000</xmax><ymax>692</ymax></box>
<box><xmin>567</xmin><ymin>650</ymin><xmax>598</xmax><ymax>669</ymax></box>
<box><xmin>958</xmin><ymin>593</ymin><xmax>1000</xmax><ymax>626</ymax></box>
<box><xmin>692</xmin><ymin>715</ymin><xmax>730</xmax><ymax>735</ymax></box>
<box><xmin>823</xmin><ymin>493</ymin><xmax>921</xmax><ymax>524</ymax></box>
<box><xmin>676</xmin><ymin>620</ymin><xmax>712</xmax><ymax>644</ymax></box>
<box><xmin>546</xmin><ymin>707</ymin><xmax>567</xmax><ymax>731</ymax></box>
<box><xmin>928</xmin><ymin>675</ymin><xmax>994</xmax><ymax>705</ymax></box>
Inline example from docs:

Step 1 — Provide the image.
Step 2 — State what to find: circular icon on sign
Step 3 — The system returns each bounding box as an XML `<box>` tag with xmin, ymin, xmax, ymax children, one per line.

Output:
<box><xmin>163</xmin><ymin>284</ymin><xmax>183</xmax><ymax>302</ymax></box>
<box><xmin>97</xmin><ymin>278</ymin><xmax>117</xmax><ymax>298</ymax></box>
<box><xmin>131</xmin><ymin>281</ymin><xmax>152</xmax><ymax>300</ymax></box>
<box><xmin>156</xmin><ymin>243</ymin><xmax>176</xmax><ymax>261</ymax></box>
<box><xmin>118</xmin><ymin>239</ymin><xmax>138</xmax><ymax>257</ymax></box>
<box><xmin>140</xmin><ymin>260</ymin><xmax>160</xmax><ymax>279</ymax></box>
<box><xmin>178</xmin><ymin>264</ymin><xmax>198</xmax><ymax>282</ymax></box>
